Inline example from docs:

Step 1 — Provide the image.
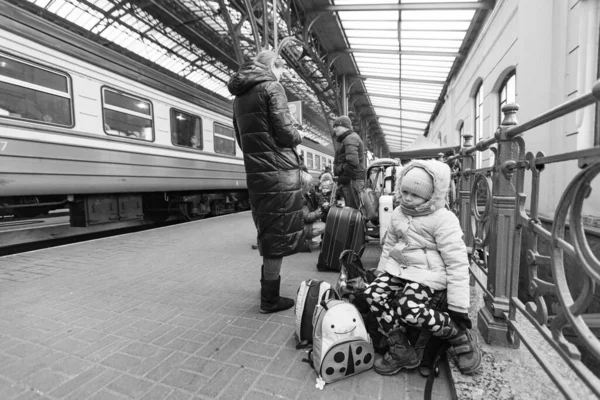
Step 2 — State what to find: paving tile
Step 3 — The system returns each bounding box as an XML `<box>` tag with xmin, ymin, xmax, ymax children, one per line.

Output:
<box><xmin>229</xmin><ymin>352</ymin><xmax>271</xmax><ymax>372</ymax></box>
<box><xmin>87</xmin><ymin>389</ymin><xmax>126</xmax><ymax>400</ymax></box>
<box><xmin>179</xmin><ymin>356</ymin><xmax>221</xmax><ymax>377</ymax></box>
<box><xmin>5</xmin><ymin>342</ymin><xmax>44</xmax><ymax>358</ymax></box>
<box><xmin>23</xmin><ymin>368</ymin><xmax>68</xmax><ymax>393</ymax></box>
<box><xmin>165</xmin><ymin>338</ymin><xmax>204</xmax><ymax>354</ymax></box>
<box><xmin>161</xmin><ymin>369</ymin><xmax>207</xmax><ymax>393</ymax></box>
<box><xmin>253</xmin><ymin>374</ymin><xmax>303</xmax><ymax>399</ymax></box>
<box><xmin>131</xmin><ymin>320</ymin><xmax>164</xmax><ymax>332</ymax></box>
<box><xmin>196</xmin><ymin>337</ymin><xmax>245</xmax><ymax>362</ymax></box>
<box><xmin>215</xmin><ymin>368</ymin><xmax>259</xmax><ymax>400</ymax></box>
<box><xmin>166</xmin><ymin>389</ymin><xmax>194</xmax><ymax>400</ymax></box>
<box><xmin>121</xmin><ymin>341</ymin><xmax>159</xmax><ymax>358</ymax></box>
<box><xmin>146</xmin><ymin>352</ymin><xmax>189</xmax><ymax>382</ymax></box>
<box><xmin>107</xmin><ymin>374</ymin><xmax>154</xmax><ymax>398</ymax></box>
<box><xmin>128</xmin><ymin>348</ymin><xmax>175</xmax><ymax>377</ymax></box>
<box><xmin>139</xmin><ymin>384</ymin><xmax>173</xmax><ymax>400</ymax></box>
<box><xmin>100</xmin><ymin>352</ymin><xmax>142</xmax><ymax>372</ymax></box>
<box><xmin>50</xmin><ymin>355</ymin><xmax>94</xmax><ymax>377</ymax></box>
<box><xmin>49</xmin><ymin>365</ymin><xmax>107</xmax><ymax>398</ymax></box>
<box><xmin>51</xmin><ymin>337</ymin><xmax>90</xmax><ymax>354</ymax></box>
<box><xmin>152</xmin><ymin>326</ymin><xmax>188</xmax><ymax>346</ymax></box>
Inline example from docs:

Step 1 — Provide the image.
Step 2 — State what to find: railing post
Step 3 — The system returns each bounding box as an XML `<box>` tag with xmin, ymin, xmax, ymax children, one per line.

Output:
<box><xmin>478</xmin><ymin>103</ymin><xmax>521</xmax><ymax>348</ymax></box>
<box><xmin>459</xmin><ymin>133</ymin><xmax>474</xmax><ymax>247</ymax></box>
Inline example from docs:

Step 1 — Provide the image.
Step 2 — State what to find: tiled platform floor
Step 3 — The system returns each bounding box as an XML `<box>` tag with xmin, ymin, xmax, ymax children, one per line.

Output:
<box><xmin>0</xmin><ymin>212</ymin><xmax>453</xmax><ymax>399</ymax></box>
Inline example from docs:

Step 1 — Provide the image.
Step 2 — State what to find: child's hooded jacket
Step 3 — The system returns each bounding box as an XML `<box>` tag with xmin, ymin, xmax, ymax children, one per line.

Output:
<box><xmin>376</xmin><ymin>159</ymin><xmax>470</xmax><ymax>313</ymax></box>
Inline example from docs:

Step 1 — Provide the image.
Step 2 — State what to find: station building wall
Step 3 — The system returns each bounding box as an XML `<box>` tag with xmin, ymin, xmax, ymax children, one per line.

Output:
<box><xmin>429</xmin><ymin>0</ymin><xmax>600</xmax><ymax>224</ymax></box>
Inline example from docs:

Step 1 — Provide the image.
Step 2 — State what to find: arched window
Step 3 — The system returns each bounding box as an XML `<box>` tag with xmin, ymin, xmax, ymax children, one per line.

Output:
<box><xmin>474</xmin><ymin>83</ymin><xmax>483</xmax><ymax>145</ymax></box>
<box><xmin>473</xmin><ymin>83</ymin><xmax>483</xmax><ymax>168</ymax></box>
<box><xmin>499</xmin><ymin>72</ymin><xmax>516</xmax><ymax>123</ymax></box>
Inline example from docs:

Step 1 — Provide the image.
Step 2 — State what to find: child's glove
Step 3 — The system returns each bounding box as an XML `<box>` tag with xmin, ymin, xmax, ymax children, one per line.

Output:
<box><xmin>448</xmin><ymin>311</ymin><xmax>472</xmax><ymax>330</ymax></box>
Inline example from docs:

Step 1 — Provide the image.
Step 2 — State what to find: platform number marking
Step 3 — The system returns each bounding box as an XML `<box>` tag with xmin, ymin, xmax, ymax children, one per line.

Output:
<box><xmin>0</xmin><ymin>141</ymin><xmax>7</xmax><ymax>151</ymax></box>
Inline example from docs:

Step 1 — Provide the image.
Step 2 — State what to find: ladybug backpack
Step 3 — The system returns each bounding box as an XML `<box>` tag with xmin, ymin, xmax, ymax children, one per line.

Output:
<box><xmin>307</xmin><ymin>297</ymin><xmax>374</xmax><ymax>389</ymax></box>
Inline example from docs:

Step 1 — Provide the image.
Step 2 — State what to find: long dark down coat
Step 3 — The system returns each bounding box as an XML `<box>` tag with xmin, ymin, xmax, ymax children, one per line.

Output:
<box><xmin>228</xmin><ymin>61</ymin><xmax>305</xmax><ymax>258</ymax></box>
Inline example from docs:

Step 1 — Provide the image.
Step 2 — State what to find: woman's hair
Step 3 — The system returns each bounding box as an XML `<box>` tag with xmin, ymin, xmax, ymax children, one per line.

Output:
<box><xmin>254</xmin><ymin>50</ymin><xmax>283</xmax><ymax>70</ymax></box>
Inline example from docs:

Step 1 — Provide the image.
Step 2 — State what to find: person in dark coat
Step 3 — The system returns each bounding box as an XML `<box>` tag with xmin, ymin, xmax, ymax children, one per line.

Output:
<box><xmin>333</xmin><ymin>115</ymin><xmax>365</xmax><ymax>209</ymax></box>
<box><xmin>227</xmin><ymin>50</ymin><xmax>304</xmax><ymax>314</ymax></box>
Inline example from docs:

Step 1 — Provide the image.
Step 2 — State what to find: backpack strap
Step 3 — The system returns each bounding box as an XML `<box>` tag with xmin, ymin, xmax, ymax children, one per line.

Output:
<box><xmin>294</xmin><ymin>280</ymin><xmax>311</xmax><ymax>346</ymax></box>
<box><xmin>423</xmin><ymin>341</ymin><xmax>452</xmax><ymax>400</ymax></box>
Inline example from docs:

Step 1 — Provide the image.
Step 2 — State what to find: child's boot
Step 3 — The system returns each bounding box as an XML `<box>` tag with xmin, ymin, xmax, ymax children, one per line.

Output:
<box><xmin>438</xmin><ymin>321</ymin><xmax>482</xmax><ymax>374</ymax></box>
<box><xmin>374</xmin><ymin>328</ymin><xmax>420</xmax><ymax>375</ymax></box>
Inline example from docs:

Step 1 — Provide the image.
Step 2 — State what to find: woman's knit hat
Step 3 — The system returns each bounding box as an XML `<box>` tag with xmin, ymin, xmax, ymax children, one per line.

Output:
<box><xmin>400</xmin><ymin>166</ymin><xmax>434</xmax><ymax>200</ymax></box>
<box><xmin>333</xmin><ymin>115</ymin><xmax>352</xmax><ymax>130</ymax></box>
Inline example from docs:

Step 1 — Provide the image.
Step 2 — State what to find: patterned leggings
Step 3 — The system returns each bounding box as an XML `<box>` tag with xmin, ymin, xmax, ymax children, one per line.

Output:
<box><xmin>363</xmin><ymin>272</ymin><xmax>451</xmax><ymax>334</ymax></box>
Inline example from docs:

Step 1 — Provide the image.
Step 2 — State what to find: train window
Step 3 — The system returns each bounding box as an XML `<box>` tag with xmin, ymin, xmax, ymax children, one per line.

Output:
<box><xmin>315</xmin><ymin>154</ymin><xmax>321</xmax><ymax>170</ymax></box>
<box><xmin>0</xmin><ymin>53</ymin><xmax>73</xmax><ymax>126</ymax></box>
<box><xmin>102</xmin><ymin>88</ymin><xmax>154</xmax><ymax>141</ymax></box>
<box><xmin>214</xmin><ymin>123</ymin><xmax>235</xmax><ymax>155</ymax></box>
<box><xmin>306</xmin><ymin>152</ymin><xmax>314</xmax><ymax>169</ymax></box>
<box><xmin>328</xmin><ymin>159</ymin><xmax>332</xmax><ymax>169</ymax></box>
<box><xmin>170</xmin><ymin>109</ymin><xmax>203</xmax><ymax>150</ymax></box>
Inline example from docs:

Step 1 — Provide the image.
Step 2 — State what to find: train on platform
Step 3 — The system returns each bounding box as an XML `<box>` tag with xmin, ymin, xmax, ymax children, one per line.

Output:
<box><xmin>0</xmin><ymin>12</ymin><xmax>333</xmax><ymax>225</ymax></box>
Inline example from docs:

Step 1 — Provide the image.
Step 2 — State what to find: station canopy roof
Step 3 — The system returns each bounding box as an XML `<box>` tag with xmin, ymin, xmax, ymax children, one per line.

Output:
<box><xmin>17</xmin><ymin>0</ymin><xmax>492</xmax><ymax>151</ymax></box>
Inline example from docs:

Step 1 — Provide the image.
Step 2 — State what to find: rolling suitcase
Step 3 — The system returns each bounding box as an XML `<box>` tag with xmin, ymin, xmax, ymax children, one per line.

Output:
<box><xmin>317</xmin><ymin>205</ymin><xmax>365</xmax><ymax>272</ymax></box>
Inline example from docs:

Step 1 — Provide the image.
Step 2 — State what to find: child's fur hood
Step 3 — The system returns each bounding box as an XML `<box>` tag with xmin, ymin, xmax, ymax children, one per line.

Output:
<box><xmin>394</xmin><ymin>159</ymin><xmax>451</xmax><ymax>213</ymax></box>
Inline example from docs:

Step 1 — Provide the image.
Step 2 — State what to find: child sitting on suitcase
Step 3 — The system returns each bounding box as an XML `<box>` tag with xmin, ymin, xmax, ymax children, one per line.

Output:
<box><xmin>363</xmin><ymin>159</ymin><xmax>481</xmax><ymax>376</ymax></box>
<box><xmin>301</xmin><ymin>172</ymin><xmax>326</xmax><ymax>250</ymax></box>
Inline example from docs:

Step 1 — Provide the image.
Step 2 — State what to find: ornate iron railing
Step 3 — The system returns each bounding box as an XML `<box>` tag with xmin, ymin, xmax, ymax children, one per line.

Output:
<box><xmin>444</xmin><ymin>79</ymin><xmax>600</xmax><ymax>399</ymax></box>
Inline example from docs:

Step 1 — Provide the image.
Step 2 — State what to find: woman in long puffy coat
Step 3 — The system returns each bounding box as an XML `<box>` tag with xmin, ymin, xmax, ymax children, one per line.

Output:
<box><xmin>227</xmin><ymin>50</ymin><xmax>304</xmax><ymax>314</ymax></box>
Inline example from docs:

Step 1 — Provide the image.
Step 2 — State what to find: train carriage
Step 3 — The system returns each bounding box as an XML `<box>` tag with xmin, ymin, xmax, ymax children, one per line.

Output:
<box><xmin>0</xmin><ymin>11</ymin><xmax>333</xmax><ymax>223</ymax></box>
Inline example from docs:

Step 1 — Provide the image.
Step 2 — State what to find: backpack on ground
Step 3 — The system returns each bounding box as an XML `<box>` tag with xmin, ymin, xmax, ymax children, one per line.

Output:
<box><xmin>306</xmin><ymin>297</ymin><xmax>375</xmax><ymax>389</ymax></box>
<box><xmin>294</xmin><ymin>280</ymin><xmax>338</xmax><ymax>349</ymax></box>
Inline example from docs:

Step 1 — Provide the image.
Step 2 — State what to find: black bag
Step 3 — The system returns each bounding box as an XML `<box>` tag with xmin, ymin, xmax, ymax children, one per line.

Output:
<box><xmin>334</xmin><ymin>250</ymin><xmax>387</xmax><ymax>353</ymax></box>
<box><xmin>317</xmin><ymin>205</ymin><xmax>365</xmax><ymax>272</ymax></box>
<box><xmin>335</xmin><ymin>249</ymin><xmax>377</xmax><ymax>305</ymax></box>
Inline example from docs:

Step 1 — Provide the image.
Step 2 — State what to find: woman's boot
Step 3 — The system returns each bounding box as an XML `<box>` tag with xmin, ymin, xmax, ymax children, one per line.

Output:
<box><xmin>260</xmin><ymin>276</ymin><xmax>294</xmax><ymax>314</ymax></box>
<box><xmin>374</xmin><ymin>328</ymin><xmax>421</xmax><ymax>375</ymax></box>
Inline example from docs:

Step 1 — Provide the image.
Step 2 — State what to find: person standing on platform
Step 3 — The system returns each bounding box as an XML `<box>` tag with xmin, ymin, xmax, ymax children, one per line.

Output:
<box><xmin>227</xmin><ymin>50</ymin><xmax>304</xmax><ymax>314</ymax></box>
<box><xmin>332</xmin><ymin>115</ymin><xmax>365</xmax><ymax>209</ymax></box>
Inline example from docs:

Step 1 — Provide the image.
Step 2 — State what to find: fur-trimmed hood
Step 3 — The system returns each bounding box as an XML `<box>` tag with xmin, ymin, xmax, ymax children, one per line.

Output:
<box><xmin>395</xmin><ymin>159</ymin><xmax>450</xmax><ymax>213</ymax></box>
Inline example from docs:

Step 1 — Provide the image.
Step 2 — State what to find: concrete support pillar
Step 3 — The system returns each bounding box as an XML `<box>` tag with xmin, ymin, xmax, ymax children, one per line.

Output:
<box><xmin>477</xmin><ymin>104</ymin><xmax>521</xmax><ymax>348</ymax></box>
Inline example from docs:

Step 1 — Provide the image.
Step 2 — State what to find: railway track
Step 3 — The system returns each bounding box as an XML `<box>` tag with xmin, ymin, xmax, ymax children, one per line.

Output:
<box><xmin>0</xmin><ymin>210</ymin><xmax>197</xmax><ymax>256</ymax></box>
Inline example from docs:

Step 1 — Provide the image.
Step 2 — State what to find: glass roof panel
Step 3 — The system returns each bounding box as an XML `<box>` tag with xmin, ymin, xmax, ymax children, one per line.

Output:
<box><xmin>346</xmin><ymin>30</ymin><xmax>398</xmax><ymax>39</ymax></box>
<box><xmin>402</xmin><ymin>21</ymin><xmax>471</xmax><ymax>30</ymax></box>
<box><xmin>334</xmin><ymin>0</ymin><xmax>483</xmax><ymax>149</ymax></box>
<box><xmin>338</xmin><ymin>11</ymin><xmax>399</xmax><ymax>21</ymax></box>
<box><xmin>402</xmin><ymin>10</ymin><xmax>475</xmax><ymax>21</ymax></box>
<box><xmin>401</xmin><ymin>31</ymin><xmax>466</xmax><ymax>40</ymax></box>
